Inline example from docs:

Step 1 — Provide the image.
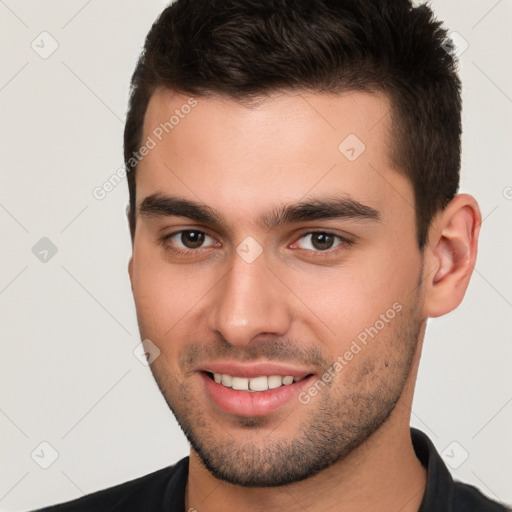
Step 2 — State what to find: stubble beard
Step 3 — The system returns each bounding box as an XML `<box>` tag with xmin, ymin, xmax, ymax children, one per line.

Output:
<box><xmin>145</xmin><ymin>298</ymin><xmax>423</xmax><ymax>487</ymax></box>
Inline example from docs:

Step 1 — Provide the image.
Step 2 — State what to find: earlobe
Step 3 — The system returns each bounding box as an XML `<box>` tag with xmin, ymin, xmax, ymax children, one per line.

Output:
<box><xmin>423</xmin><ymin>194</ymin><xmax>481</xmax><ymax>318</ymax></box>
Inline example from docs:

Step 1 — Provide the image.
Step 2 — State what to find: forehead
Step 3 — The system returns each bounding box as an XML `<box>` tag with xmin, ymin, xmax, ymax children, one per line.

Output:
<box><xmin>136</xmin><ymin>88</ymin><xmax>413</xmax><ymax>227</ymax></box>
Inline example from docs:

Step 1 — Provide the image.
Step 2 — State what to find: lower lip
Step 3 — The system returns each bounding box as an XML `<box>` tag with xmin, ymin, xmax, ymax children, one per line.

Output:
<box><xmin>201</xmin><ymin>372</ymin><xmax>314</xmax><ymax>416</ymax></box>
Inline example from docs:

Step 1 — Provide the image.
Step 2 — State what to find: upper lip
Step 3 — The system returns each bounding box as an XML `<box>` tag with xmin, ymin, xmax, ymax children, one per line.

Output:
<box><xmin>199</xmin><ymin>361</ymin><xmax>315</xmax><ymax>379</ymax></box>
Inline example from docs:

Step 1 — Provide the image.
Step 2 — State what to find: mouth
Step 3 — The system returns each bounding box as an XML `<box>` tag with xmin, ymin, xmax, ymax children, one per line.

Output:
<box><xmin>204</xmin><ymin>371</ymin><xmax>309</xmax><ymax>391</ymax></box>
<box><xmin>200</xmin><ymin>369</ymin><xmax>316</xmax><ymax>417</ymax></box>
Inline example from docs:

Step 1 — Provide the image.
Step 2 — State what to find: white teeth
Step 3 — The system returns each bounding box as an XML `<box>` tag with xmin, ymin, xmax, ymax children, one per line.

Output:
<box><xmin>221</xmin><ymin>374</ymin><xmax>233</xmax><ymax>387</ymax></box>
<box><xmin>231</xmin><ymin>377</ymin><xmax>249</xmax><ymax>390</ymax></box>
<box><xmin>249</xmin><ymin>376</ymin><xmax>268</xmax><ymax>391</ymax></box>
<box><xmin>268</xmin><ymin>375</ymin><xmax>283</xmax><ymax>389</ymax></box>
<box><xmin>211</xmin><ymin>373</ymin><xmax>302</xmax><ymax>391</ymax></box>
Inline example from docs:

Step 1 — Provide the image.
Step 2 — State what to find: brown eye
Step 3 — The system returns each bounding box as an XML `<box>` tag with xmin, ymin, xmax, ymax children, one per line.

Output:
<box><xmin>164</xmin><ymin>230</ymin><xmax>216</xmax><ymax>252</ymax></box>
<box><xmin>295</xmin><ymin>232</ymin><xmax>346</xmax><ymax>251</ymax></box>
<box><xmin>180</xmin><ymin>230</ymin><xmax>205</xmax><ymax>249</ymax></box>
<box><xmin>310</xmin><ymin>233</ymin><xmax>335</xmax><ymax>250</ymax></box>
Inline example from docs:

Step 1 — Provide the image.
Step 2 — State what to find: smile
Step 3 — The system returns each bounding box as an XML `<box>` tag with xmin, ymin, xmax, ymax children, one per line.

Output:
<box><xmin>201</xmin><ymin>370</ymin><xmax>315</xmax><ymax>416</ymax></box>
<box><xmin>207</xmin><ymin>372</ymin><xmax>306</xmax><ymax>392</ymax></box>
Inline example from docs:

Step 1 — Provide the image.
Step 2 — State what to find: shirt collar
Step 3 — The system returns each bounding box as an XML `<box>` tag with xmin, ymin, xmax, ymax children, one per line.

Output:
<box><xmin>412</xmin><ymin>427</ymin><xmax>455</xmax><ymax>511</ymax></box>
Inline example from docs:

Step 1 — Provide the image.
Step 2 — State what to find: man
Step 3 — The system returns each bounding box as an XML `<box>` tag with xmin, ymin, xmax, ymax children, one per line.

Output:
<box><xmin>34</xmin><ymin>0</ymin><xmax>509</xmax><ymax>510</ymax></box>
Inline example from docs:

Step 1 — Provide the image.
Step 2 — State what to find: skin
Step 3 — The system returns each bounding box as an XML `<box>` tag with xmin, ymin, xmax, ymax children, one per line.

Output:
<box><xmin>128</xmin><ymin>88</ymin><xmax>481</xmax><ymax>512</ymax></box>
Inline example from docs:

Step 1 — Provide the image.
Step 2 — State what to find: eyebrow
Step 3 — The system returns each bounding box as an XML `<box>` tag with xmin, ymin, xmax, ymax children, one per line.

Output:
<box><xmin>138</xmin><ymin>193</ymin><xmax>381</xmax><ymax>228</ymax></box>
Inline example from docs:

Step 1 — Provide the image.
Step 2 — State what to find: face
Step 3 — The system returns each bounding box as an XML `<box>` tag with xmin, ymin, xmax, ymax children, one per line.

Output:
<box><xmin>129</xmin><ymin>89</ymin><xmax>426</xmax><ymax>486</ymax></box>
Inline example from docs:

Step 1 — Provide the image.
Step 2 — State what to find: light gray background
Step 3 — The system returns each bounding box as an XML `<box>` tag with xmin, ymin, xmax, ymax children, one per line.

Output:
<box><xmin>0</xmin><ymin>1</ymin><xmax>511</xmax><ymax>510</ymax></box>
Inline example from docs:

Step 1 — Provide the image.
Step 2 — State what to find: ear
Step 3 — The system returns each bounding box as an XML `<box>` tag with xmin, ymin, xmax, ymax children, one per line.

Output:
<box><xmin>126</xmin><ymin>203</ymin><xmax>135</xmax><ymax>246</ymax></box>
<box><xmin>126</xmin><ymin>204</ymin><xmax>134</xmax><ymax>288</ymax></box>
<box><xmin>423</xmin><ymin>194</ymin><xmax>481</xmax><ymax>318</ymax></box>
<box><xmin>127</xmin><ymin>256</ymin><xmax>134</xmax><ymax>293</ymax></box>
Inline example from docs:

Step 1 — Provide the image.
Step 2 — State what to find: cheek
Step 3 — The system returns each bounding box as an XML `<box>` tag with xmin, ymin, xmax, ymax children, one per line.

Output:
<box><xmin>281</xmin><ymin>245</ymin><xmax>419</xmax><ymax>343</ymax></box>
<box><xmin>130</xmin><ymin>243</ymin><xmax>215</xmax><ymax>339</ymax></box>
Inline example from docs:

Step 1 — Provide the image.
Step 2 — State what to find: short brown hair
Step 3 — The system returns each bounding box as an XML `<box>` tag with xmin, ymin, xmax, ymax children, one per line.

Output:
<box><xmin>124</xmin><ymin>0</ymin><xmax>461</xmax><ymax>249</ymax></box>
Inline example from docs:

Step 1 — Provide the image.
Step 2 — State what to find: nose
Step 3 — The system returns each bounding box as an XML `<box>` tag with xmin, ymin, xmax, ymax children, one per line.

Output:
<box><xmin>207</xmin><ymin>252</ymin><xmax>292</xmax><ymax>347</ymax></box>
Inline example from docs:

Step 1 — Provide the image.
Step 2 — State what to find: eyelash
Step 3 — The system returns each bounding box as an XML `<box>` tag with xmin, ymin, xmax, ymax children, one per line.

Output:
<box><xmin>159</xmin><ymin>229</ymin><xmax>354</xmax><ymax>257</ymax></box>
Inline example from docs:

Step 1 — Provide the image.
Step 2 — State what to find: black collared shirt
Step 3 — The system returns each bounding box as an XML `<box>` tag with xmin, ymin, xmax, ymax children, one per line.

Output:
<box><xmin>32</xmin><ymin>428</ymin><xmax>509</xmax><ymax>511</ymax></box>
